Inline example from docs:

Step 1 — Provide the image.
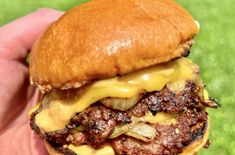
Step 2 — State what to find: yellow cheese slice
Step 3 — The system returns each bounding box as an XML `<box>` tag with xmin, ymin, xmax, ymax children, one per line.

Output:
<box><xmin>67</xmin><ymin>144</ymin><xmax>115</xmax><ymax>155</ymax></box>
<box><xmin>34</xmin><ymin>58</ymin><xmax>199</xmax><ymax>132</ymax></box>
<box><xmin>133</xmin><ymin>112</ymin><xmax>177</xmax><ymax>124</ymax></box>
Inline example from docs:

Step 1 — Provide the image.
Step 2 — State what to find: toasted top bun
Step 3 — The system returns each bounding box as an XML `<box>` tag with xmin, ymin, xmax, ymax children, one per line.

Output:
<box><xmin>44</xmin><ymin>120</ymin><xmax>209</xmax><ymax>155</ymax></box>
<box><xmin>29</xmin><ymin>0</ymin><xmax>198</xmax><ymax>92</ymax></box>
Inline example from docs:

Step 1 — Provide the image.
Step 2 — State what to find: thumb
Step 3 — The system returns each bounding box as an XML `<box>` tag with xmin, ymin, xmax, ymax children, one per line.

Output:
<box><xmin>0</xmin><ymin>8</ymin><xmax>63</xmax><ymax>61</ymax></box>
<box><xmin>0</xmin><ymin>8</ymin><xmax>63</xmax><ymax>131</ymax></box>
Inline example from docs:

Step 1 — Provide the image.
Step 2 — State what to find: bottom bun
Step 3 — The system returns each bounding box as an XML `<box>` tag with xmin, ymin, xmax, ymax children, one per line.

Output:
<box><xmin>45</xmin><ymin>120</ymin><xmax>209</xmax><ymax>155</ymax></box>
<box><xmin>180</xmin><ymin>118</ymin><xmax>210</xmax><ymax>155</ymax></box>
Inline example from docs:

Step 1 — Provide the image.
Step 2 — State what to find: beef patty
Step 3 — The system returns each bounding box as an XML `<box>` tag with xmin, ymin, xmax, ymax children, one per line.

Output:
<box><xmin>30</xmin><ymin>81</ymin><xmax>213</xmax><ymax>155</ymax></box>
<box><xmin>112</xmin><ymin>108</ymin><xmax>207</xmax><ymax>155</ymax></box>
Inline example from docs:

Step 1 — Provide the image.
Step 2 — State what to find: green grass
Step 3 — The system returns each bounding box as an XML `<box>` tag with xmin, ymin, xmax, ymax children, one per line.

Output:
<box><xmin>0</xmin><ymin>0</ymin><xmax>87</xmax><ymax>25</ymax></box>
<box><xmin>1</xmin><ymin>0</ymin><xmax>234</xmax><ymax>154</ymax></box>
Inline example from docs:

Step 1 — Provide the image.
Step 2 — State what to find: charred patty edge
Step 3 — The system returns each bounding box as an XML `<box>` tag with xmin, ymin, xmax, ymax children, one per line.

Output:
<box><xmin>30</xmin><ymin>81</ymin><xmax>210</xmax><ymax>155</ymax></box>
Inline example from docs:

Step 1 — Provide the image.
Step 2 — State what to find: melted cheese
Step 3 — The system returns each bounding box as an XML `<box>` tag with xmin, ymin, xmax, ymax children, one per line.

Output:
<box><xmin>35</xmin><ymin>58</ymin><xmax>199</xmax><ymax>132</ymax></box>
<box><xmin>109</xmin><ymin>112</ymin><xmax>177</xmax><ymax>139</ymax></box>
<box><xmin>203</xmin><ymin>89</ymin><xmax>209</xmax><ymax>100</ymax></box>
<box><xmin>67</xmin><ymin>144</ymin><xmax>115</xmax><ymax>155</ymax></box>
<box><xmin>68</xmin><ymin>112</ymin><xmax>177</xmax><ymax>154</ymax></box>
<box><xmin>28</xmin><ymin>102</ymin><xmax>40</xmax><ymax>116</ymax></box>
<box><xmin>133</xmin><ymin>112</ymin><xmax>177</xmax><ymax>124</ymax></box>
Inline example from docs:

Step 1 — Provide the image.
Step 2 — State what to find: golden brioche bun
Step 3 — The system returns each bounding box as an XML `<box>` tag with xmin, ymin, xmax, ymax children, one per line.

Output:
<box><xmin>44</xmin><ymin>121</ymin><xmax>209</xmax><ymax>155</ymax></box>
<box><xmin>29</xmin><ymin>0</ymin><xmax>198</xmax><ymax>92</ymax></box>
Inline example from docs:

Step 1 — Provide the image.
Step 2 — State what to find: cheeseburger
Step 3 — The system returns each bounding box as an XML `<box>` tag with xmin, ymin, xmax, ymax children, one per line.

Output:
<box><xmin>29</xmin><ymin>0</ymin><xmax>219</xmax><ymax>154</ymax></box>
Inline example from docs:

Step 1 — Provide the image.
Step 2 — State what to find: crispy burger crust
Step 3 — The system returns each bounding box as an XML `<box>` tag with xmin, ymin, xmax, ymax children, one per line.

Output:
<box><xmin>180</xmin><ymin>119</ymin><xmax>210</xmax><ymax>155</ymax></box>
<box><xmin>45</xmin><ymin>120</ymin><xmax>209</xmax><ymax>155</ymax></box>
<box><xmin>44</xmin><ymin>142</ymin><xmax>62</xmax><ymax>155</ymax></box>
<box><xmin>29</xmin><ymin>0</ymin><xmax>198</xmax><ymax>92</ymax></box>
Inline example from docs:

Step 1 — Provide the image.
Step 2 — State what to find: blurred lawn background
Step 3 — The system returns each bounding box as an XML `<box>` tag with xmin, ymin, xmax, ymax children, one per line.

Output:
<box><xmin>0</xmin><ymin>0</ymin><xmax>234</xmax><ymax>154</ymax></box>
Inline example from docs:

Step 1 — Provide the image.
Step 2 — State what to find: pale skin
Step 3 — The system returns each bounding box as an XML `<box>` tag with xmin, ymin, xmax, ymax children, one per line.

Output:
<box><xmin>0</xmin><ymin>8</ymin><xmax>63</xmax><ymax>155</ymax></box>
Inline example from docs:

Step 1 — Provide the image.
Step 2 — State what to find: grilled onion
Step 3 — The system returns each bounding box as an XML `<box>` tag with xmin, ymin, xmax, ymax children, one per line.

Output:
<box><xmin>101</xmin><ymin>94</ymin><xmax>143</xmax><ymax>111</ymax></box>
<box><xmin>166</xmin><ymin>81</ymin><xmax>186</xmax><ymax>93</ymax></box>
<box><xmin>109</xmin><ymin>112</ymin><xmax>177</xmax><ymax>141</ymax></box>
<box><xmin>109</xmin><ymin>124</ymin><xmax>130</xmax><ymax>138</ymax></box>
<box><xmin>202</xmin><ymin>89</ymin><xmax>220</xmax><ymax>108</ymax></box>
<box><xmin>125</xmin><ymin>123</ymin><xmax>156</xmax><ymax>142</ymax></box>
<box><xmin>109</xmin><ymin>123</ymin><xmax>156</xmax><ymax>142</ymax></box>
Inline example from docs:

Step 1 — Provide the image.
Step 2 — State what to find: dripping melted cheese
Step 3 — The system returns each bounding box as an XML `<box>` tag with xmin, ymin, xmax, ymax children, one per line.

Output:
<box><xmin>67</xmin><ymin>144</ymin><xmax>115</xmax><ymax>155</ymax></box>
<box><xmin>33</xmin><ymin>58</ymin><xmax>199</xmax><ymax>132</ymax></box>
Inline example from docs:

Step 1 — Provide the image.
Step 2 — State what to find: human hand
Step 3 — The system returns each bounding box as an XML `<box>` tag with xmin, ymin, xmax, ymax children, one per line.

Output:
<box><xmin>0</xmin><ymin>8</ymin><xmax>63</xmax><ymax>155</ymax></box>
